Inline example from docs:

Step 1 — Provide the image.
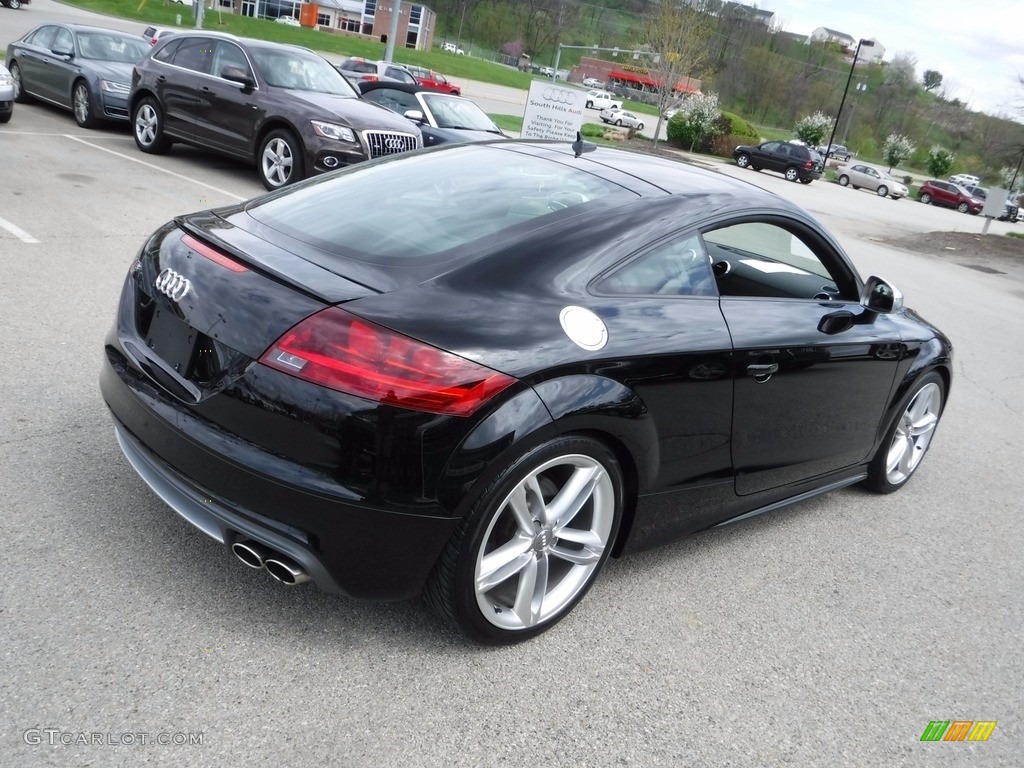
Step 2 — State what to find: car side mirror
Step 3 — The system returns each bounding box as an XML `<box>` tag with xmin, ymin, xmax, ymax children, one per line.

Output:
<box><xmin>52</xmin><ymin>47</ymin><xmax>74</xmax><ymax>59</ymax></box>
<box><xmin>403</xmin><ymin>109</ymin><xmax>426</xmax><ymax>125</ymax></box>
<box><xmin>861</xmin><ymin>276</ymin><xmax>903</xmax><ymax>314</ymax></box>
<box><xmin>221</xmin><ymin>67</ymin><xmax>255</xmax><ymax>92</ymax></box>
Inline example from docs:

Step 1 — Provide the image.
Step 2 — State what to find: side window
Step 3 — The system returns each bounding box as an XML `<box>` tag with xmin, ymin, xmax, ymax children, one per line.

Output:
<box><xmin>703</xmin><ymin>221</ymin><xmax>854</xmax><ymax>301</ymax></box>
<box><xmin>52</xmin><ymin>28</ymin><xmax>74</xmax><ymax>54</ymax></box>
<box><xmin>153</xmin><ymin>38</ymin><xmax>181</xmax><ymax>63</ymax></box>
<box><xmin>171</xmin><ymin>38</ymin><xmax>215</xmax><ymax>75</ymax></box>
<box><xmin>27</xmin><ymin>26</ymin><xmax>58</xmax><ymax>49</ymax></box>
<box><xmin>212</xmin><ymin>41</ymin><xmax>252</xmax><ymax>80</ymax></box>
<box><xmin>761</xmin><ymin>142</ymin><xmax>780</xmax><ymax>153</ymax></box>
<box><xmin>597</xmin><ymin>234</ymin><xmax>716</xmax><ymax>297</ymax></box>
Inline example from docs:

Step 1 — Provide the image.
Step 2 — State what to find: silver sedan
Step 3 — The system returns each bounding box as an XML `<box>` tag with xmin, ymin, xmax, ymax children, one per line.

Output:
<box><xmin>599</xmin><ymin>108</ymin><xmax>645</xmax><ymax>130</ymax></box>
<box><xmin>836</xmin><ymin>163</ymin><xmax>909</xmax><ymax>199</ymax></box>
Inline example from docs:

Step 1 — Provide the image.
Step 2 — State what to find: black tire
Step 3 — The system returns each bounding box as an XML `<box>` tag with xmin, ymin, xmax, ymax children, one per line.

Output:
<box><xmin>751</xmin><ymin>165</ymin><xmax>761</xmax><ymax>172</ymax></box>
<box><xmin>586</xmin><ymin>100</ymin><xmax>593</xmax><ymax>109</ymax></box>
<box><xmin>615</xmin><ymin>118</ymin><xmax>622</xmax><ymax>127</ymax></box>
<box><xmin>258</xmin><ymin>128</ymin><xmax>305</xmax><ymax>190</ymax></box>
<box><xmin>838</xmin><ymin>175</ymin><xmax>850</xmax><ymax>187</ymax></box>
<box><xmin>957</xmin><ymin>202</ymin><xmax>969</xmax><ymax>214</ymax></box>
<box><xmin>799</xmin><ymin>178</ymin><xmax>812</xmax><ymax>184</ymax></box>
<box><xmin>863</xmin><ymin>372</ymin><xmax>945</xmax><ymax>494</ymax></box>
<box><xmin>735</xmin><ymin>153</ymin><xmax>750</xmax><ymax>169</ymax></box>
<box><xmin>876</xmin><ymin>185</ymin><xmax>888</xmax><ymax>197</ymax></box>
<box><xmin>10</xmin><ymin>62</ymin><xmax>30</xmax><ymax>104</ymax></box>
<box><xmin>0</xmin><ymin>111</ymin><xmax>10</xmax><ymax>124</ymax></box>
<box><xmin>425</xmin><ymin>435</ymin><xmax>624</xmax><ymax>644</ymax></box>
<box><xmin>9</xmin><ymin>0</ymin><xmax>22</xmax><ymax>8</ymax></box>
<box><xmin>920</xmin><ymin>193</ymin><xmax>932</xmax><ymax>205</ymax></box>
<box><xmin>132</xmin><ymin>97</ymin><xmax>171</xmax><ymax>154</ymax></box>
<box><xmin>784</xmin><ymin>166</ymin><xmax>800</xmax><ymax>182</ymax></box>
<box><xmin>636</xmin><ymin>123</ymin><xmax>644</xmax><ymax>131</ymax></box>
<box><xmin>72</xmin><ymin>80</ymin><xmax>99</xmax><ymax>129</ymax></box>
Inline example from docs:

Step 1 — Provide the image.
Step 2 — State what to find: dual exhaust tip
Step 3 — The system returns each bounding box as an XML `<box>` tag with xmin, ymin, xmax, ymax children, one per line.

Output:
<box><xmin>231</xmin><ymin>540</ymin><xmax>310</xmax><ymax>586</ymax></box>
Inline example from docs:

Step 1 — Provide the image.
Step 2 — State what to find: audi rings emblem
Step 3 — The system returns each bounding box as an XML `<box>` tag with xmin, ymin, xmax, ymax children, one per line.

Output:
<box><xmin>541</xmin><ymin>88</ymin><xmax>577</xmax><ymax>106</ymax></box>
<box><xmin>155</xmin><ymin>268</ymin><xmax>192</xmax><ymax>302</ymax></box>
<box><xmin>384</xmin><ymin>137</ymin><xmax>405</xmax><ymax>150</ymax></box>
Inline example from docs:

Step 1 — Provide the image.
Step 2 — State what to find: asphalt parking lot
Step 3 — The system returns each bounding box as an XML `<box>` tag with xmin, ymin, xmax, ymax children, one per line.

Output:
<box><xmin>2</xmin><ymin>73</ymin><xmax>1022</xmax><ymax>767</ymax></box>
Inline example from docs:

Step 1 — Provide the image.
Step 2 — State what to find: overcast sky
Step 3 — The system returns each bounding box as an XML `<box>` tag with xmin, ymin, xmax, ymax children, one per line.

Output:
<box><xmin>761</xmin><ymin>0</ymin><xmax>1024</xmax><ymax>118</ymax></box>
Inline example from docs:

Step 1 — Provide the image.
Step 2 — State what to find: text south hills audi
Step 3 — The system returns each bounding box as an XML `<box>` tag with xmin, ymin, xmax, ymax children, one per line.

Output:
<box><xmin>101</xmin><ymin>140</ymin><xmax>951</xmax><ymax>643</ymax></box>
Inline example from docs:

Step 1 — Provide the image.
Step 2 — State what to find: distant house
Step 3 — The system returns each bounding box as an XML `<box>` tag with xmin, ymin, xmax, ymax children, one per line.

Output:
<box><xmin>809</xmin><ymin>27</ymin><xmax>855</xmax><ymax>51</ymax></box>
<box><xmin>721</xmin><ymin>2</ymin><xmax>777</xmax><ymax>28</ymax></box>
<box><xmin>858</xmin><ymin>37</ymin><xmax>885</xmax><ymax>64</ymax></box>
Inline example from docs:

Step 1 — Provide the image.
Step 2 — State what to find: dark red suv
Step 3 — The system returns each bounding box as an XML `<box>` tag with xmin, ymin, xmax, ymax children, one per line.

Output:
<box><xmin>918</xmin><ymin>180</ymin><xmax>983</xmax><ymax>214</ymax></box>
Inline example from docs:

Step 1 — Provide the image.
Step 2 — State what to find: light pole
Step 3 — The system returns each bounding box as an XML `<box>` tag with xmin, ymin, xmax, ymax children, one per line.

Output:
<box><xmin>841</xmin><ymin>81</ymin><xmax>867</xmax><ymax>144</ymax></box>
<box><xmin>823</xmin><ymin>39</ymin><xmax>874</xmax><ymax>160</ymax></box>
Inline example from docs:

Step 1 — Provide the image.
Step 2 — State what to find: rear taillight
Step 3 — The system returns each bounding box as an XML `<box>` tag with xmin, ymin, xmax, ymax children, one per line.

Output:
<box><xmin>259</xmin><ymin>308</ymin><xmax>517</xmax><ymax>416</ymax></box>
<box><xmin>804</xmin><ymin>160</ymin><xmax>813</xmax><ymax>169</ymax></box>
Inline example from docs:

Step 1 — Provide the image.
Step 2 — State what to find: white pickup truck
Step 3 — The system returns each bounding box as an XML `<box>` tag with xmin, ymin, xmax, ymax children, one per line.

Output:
<box><xmin>584</xmin><ymin>90</ymin><xmax>622</xmax><ymax>111</ymax></box>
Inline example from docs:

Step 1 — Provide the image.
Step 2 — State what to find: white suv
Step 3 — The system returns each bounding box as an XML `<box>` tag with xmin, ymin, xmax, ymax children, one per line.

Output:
<box><xmin>585</xmin><ymin>90</ymin><xmax>622</xmax><ymax>111</ymax></box>
<box><xmin>950</xmin><ymin>173</ymin><xmax>981</xmax><ymax>187</ymax></box>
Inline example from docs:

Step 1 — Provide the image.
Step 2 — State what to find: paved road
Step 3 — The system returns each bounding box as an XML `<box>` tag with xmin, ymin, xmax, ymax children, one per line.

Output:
<box><xmin>2</xmin><ymin>12</ymin><xmax>1023</xmax><ymax>768</ymax></box>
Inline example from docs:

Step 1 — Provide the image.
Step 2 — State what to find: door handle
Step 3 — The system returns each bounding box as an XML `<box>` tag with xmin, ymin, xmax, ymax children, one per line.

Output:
<box><xmin>746</xmin><ymin>363</ymin><xmax>778</xmax><ymax>383</ymax></box>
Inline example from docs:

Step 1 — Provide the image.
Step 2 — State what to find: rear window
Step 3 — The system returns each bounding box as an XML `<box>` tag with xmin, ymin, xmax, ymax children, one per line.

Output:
<box><xmin>245</xmin><ymin>145</ymin><xmax>638</xmax><ymax>265</ymax></box>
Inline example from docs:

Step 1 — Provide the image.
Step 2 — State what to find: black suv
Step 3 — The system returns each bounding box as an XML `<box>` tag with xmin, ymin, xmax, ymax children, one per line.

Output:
<box><xmin>130</xmin><ymin>32</ymin><xmax>421</xmax><ymax>189</ymax></box>
<box><xmin>733</xmin><ymin>141</ymin><xmax>824</xmax><ymax>183</ymax></box>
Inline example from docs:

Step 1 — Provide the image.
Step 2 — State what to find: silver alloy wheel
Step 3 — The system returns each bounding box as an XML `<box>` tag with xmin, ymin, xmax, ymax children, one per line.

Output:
<box><xmin>877</xmin><ymin>186</ymin><xmax>888</xmax><ymax>197</ymax></box>
<box><xmin>262</xmin><ymin>137</ymin><xmax>294</xmax><ymax>187</ymax></box>
<box><xmin>736</xmin><ymin>154</ymin><xmax>749</xmax><ymax>168</ymax></box>
<box><xmin>73</xmin><ymin>83</ymin><xmax>91</xmax><ymax>126</ymax></box>
<box><xmin>885</xmin><ymin>382</ymin><xmax>941</xmax><ymax>485</ymax></box>
<box><xmin>785</xmin><ymin>167</ymin><xmax>799</xmax><ymax>182</ymax></box>
<box><xmin>474</xmin><ymin>453</ymin><xmax>615</xmax><ymax>630</ymax></box>
<box><xmin>10</xmin><ymin>0</ymin><xmax>22</xmax><ymax>8</ymax></box>
<box><xmin>134</xmin><ymin>103</ymin><xmax>158</xmax><ymax>147</ymax></box>
<box><xmin>838</xmin><ymin>175</ymin><xmax>849</xmax><ymax>186</ymax></box>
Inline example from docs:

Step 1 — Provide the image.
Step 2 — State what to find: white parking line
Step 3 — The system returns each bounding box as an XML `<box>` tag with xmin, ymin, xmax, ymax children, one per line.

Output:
<box><xmin>0</xmin><ymin>215</ymin><xmax>40</xmax><ymax>244</ymax></box>
<box><xmin>63</xmin><ymin>135</ymin><xmax>248</xmax><ymax>202</ymax></box>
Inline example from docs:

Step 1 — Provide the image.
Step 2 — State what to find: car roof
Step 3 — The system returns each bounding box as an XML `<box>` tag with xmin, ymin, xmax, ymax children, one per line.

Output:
<box><xmin>37</xmin><ymin>22</ymin><xmax>141</xmax><ymax>35</ymax></box>
<box><xmin>151</xmin><ymin>29</ymin><xmax>313</xmax><ymax>54</ymax></box>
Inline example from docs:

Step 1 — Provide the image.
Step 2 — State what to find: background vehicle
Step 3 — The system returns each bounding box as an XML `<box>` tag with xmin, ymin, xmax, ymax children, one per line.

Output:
<box><xmin>599</xmin><ymin>108</ymin><xmax>643</xmax><ymax>130</ymax></box>
<box><xmin>403</xmin><ymin>65</ymin><xmax>461</xmax><ymax>95</ymax></box>
<box><xmin>6</xmin><ymin>24</ymin><xmax>150</xmax><ymax>128</ymax></box>
<box><xmin>962</xmin><ymin>185</ymin><xmax>1019</xmax><ymax>221</ymax></box>
<box><xmin>441</xmin><ymin>42</ymin><xmax>464</xmax><ymax>55</ymax></box>
<box><xmin>336</xmin><ymin>57</ymin><xmax>417</xmax><ymax>86</ymax></box>
<box><xmin>1</xmin><ymin>0</ymin><xmax>31</xmax><ymax>8</ymax></box>
<box><xmin>130</xmin><ymin>33</ymin><xmax>421</xmax><ymax>189</ymax></box>
<box><xmin>733</xmin><ymin>141</ymin><xmax>823</xmax><ymax>183</ymax></box>
<box><xmin>836</xmin><ymin>163</ymin><xmax>908</xmax><ymax>199</ymax></box>
<box><xmin>358</xmin><ymin>81</ymin><xmax>504</xmax><ymax>146</ymax></box>
<box><xmin>141</xmin><ymin>26</ymin><xmax>176</xmax><ymax>46</ymax></box>
<box><xmin>100</xmin><ymin>140</ymin><xmax>951</xmax><ymax>644</ymax></box>
<box><xmin>275</xmin><ymin>16</ymin><xmax>300</xmax><ymax>26</ymax></box>
<box><xmin>949</xmin><ymin>173</ymin><xmax>980</xmax><ymax>187</ymax></box>
<box><xmin>585</xmin><ymin>89</ymin><xmax>621</xmax><ymax>111</ymax></box>
<box><xmin>0</xmin><ymin>62</ymin><xmax>13</xmax><ymax>123</ymax></box>
<box><xmin>818</xmin><ymin>143</ymin><xmax>853</xmax><ymax>161</ymax></box>
<box><xmin>581</xmin><ymin>77</ymin><xmax>603</xmax><ymax>88</ymax></box>
<box><xmin>918</xmin><ymin>180</ymin><xmax>983</xmax><ymax>214</ymax></box>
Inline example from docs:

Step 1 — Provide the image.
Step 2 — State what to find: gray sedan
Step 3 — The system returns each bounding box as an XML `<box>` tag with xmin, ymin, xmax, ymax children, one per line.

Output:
<box><xmin>0</xmin><ymin>63</ymin><xmax>14</xmax><ymax>123</ymax></box>
<box><xmin>836</xmin><ymin>163</ymin><xmax>909</xmax><ymax>199</ymax></box>
<box><xmin>6</xmin><ymin>23</ymin><xmax>150</xmax><ymax>128</ymax></box>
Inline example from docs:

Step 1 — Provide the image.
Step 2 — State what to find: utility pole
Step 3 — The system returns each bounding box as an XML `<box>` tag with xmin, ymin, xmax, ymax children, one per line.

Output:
<box><xmin>824</xmin><ymin>39</ymin><xmax>874</xmax><ymax>160</ymax></box>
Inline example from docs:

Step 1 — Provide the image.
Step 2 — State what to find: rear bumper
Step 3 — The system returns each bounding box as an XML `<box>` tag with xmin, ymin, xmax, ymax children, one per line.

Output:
<box><xmin>101</xmin><ymin>354</ymin><xmax>460</xmax><ymax>601</ymax></box>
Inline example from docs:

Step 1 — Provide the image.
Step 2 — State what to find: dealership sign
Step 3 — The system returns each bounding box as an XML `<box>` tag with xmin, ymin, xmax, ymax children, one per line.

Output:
<box><xmin>520</xmin><ymin>81</ymin><xmax>585</xmax><ymax>141</ymax></box>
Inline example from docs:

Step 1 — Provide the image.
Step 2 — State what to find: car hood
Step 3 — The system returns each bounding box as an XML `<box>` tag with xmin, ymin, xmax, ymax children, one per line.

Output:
<box><xmin>274</xmin><ymin>89</ymin><xmax>419</xmax><ymax>132</ymax></box>
<box><xmin>81</xmin><ymin>59</ymin><xmax>136</xmax><ymax>84</ymax></box>
<box><xmin>424</xmin><ymin>126</ymin><xmax>505</xmax><ymax>144</ymax></box>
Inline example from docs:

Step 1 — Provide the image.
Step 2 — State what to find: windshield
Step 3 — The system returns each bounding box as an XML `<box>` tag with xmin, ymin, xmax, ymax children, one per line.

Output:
<box><xmin>251</xmin><ymin>49</ymin><xmax>357</xmax><ymax>96</ymax></box>
<box><xmin>246</xmin><ymin>145</ymin><xmax>638</xmax><ymax>265</ymax></box>
<box><xmin>422</xmin><ymin>93</ymin><xmax>500</xmax><ymax>132</ymax></box>
<box><xmin>77</xmin><ymin>32</ymin><xmax>149</xmax><ymax>63</ymax></box>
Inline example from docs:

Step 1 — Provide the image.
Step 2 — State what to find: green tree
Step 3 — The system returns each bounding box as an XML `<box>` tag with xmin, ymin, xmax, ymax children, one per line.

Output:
<box><xmin>793</xmin><ymin>111</ymin><xmax>833</xmax><ymax>147</ymax></box>
<box><xmin>922</xmin><ymin>69</ymin><xmax>943</xmax><ymax>91</ymax></box>
<box><xmin>883</xmin><ymin>133</ymin><xmax>916</xmax><ymax>171</ymax></box>
<box><xmin>927</xmin><ymin>146</ymin><xmax>956</xmax><ymax>178</ymax></box>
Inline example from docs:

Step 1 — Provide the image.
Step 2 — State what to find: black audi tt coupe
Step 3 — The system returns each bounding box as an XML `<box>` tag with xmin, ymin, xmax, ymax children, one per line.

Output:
<box><xmin>100</xmin><ymin>140</ymin><xmax>951</xmax><ymax>643</ymax></box>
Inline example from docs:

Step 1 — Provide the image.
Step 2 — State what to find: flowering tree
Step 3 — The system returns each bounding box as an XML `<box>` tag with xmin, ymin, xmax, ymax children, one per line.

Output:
<box><xmin>793</xmin><ymin>111</ymin><xmax>833</xmax><ymax>147</ymax></box>
<box><xmin>668</xmin><ymin>93</ymin><xmax>722</xmax><ymax>151</ymax></box>
<box><xmin>883</xmin><ymin>134</ymin><xmax>916</xmax><ymax>171</ymax></box>
<box><xmin>926</xmin><ymin>146</ymin><xmax>956</xmax><ymax>178</ymax></box>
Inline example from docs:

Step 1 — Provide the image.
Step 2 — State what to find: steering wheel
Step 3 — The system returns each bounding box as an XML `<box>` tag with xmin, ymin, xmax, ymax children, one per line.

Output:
<box><xmin>546</xmin><ymin>191</ymin><xmax>588</xmax><ymax>211</ymax></box>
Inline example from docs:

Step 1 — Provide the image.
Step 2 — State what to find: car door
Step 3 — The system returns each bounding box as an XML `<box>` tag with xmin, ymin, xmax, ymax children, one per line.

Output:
<box><xmin>754</xmin><ymin>142</ymin><xmax>784</xmax><ymax>173</ymax></box>
<box><xmin>191</xmin><ymin>40</ymin><xmax>261</xmax><ymax>159</ymax></box>
<box><xmin>159</xmin><ymin>36</ymin><xmax>216</xmax><ymax>143</ymax></box>
<box><xmin>704</xmin><ymin>218</ymin><xmax>902</xmax><ymax>496</ymax></box>
<box><xmin>14</xmin><ymin>26</ymin><xmax>58</xmax><ymax>100</ymax></box>
<box><xmin>932</xmin><ymin>181</ymin><xmax>957</xmax><ymax>208</ymax></box>
<box><xmin>36</xmin><ymin>26</ymin><xmax>76</xmax><ymax>106</ymax></box>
